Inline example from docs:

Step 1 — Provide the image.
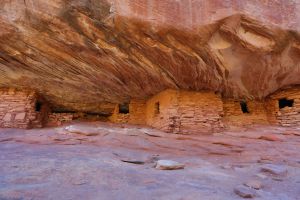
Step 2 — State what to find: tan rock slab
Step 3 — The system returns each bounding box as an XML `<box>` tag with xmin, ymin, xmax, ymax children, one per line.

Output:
<box><xmin>155</xmin><ymin>160</ymin><xmax>185</xmax><ymax>170</ymax></box>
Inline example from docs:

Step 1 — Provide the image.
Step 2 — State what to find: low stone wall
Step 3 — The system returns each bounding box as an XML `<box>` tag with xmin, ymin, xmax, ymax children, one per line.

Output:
<box><xmin>109</xmin><ymin>105</ymin><xmax>130</xmax><ymax>124</ymax></box>
<box><xmin>0</xmin><ymin>88</ymin><xmax>49</xmax><ymax>129</ymax></box>
<box><xmin>223</xmin><ymin>100</ymin><xmax>269</xmax><ymax>127</ymax></box>
<box><xmin>109</xmin><ymin>99</ymin><xmax>146</xmax><ymax>125</ymax></box>
<box><xmin>47</xmin><ymin>113</ymin><xmax>74</xmax><ymax>126</ymax></box>
<box><xmin>266</xmin><ymin>87</ymin><xmax>300</xmax><ymax>127</ymax></box>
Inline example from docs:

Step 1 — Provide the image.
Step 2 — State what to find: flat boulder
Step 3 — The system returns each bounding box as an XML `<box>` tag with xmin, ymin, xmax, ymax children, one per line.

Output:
<box><xmin>234</xmin><ymin>185</ymin><xmax>257</xmax><ymax>198</ymax></box>
<box><xmin>64</xmin><ymin>125</ymin><xmax>100</xmax><ymax>136</ymax></box>
<box><xmin>260</xmin><ymin>164</ymin><xmax>288</xmax><ymax>176</ymax></box>
<box><xmin>244</xmin><ymin>180</ymin><xmax>263</xmax><ymax>190</ymax></box>
<box><xmin>155</xmin><ymin>160</ymin><xmax>185</xmax><ymax>170</ymax></box>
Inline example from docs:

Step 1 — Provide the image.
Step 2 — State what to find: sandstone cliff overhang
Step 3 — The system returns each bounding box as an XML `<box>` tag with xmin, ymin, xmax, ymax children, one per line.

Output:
<box><xmin>0</xmin><ymin>0</ymin><xmax>300</xmax><ymax>114</ymax></box>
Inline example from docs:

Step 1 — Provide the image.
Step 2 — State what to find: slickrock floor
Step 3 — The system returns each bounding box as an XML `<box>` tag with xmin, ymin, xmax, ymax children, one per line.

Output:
<box><xmin>0</xmin><ymin>122</ymin><xmax>299</xmax><ymax>200</ymax></box>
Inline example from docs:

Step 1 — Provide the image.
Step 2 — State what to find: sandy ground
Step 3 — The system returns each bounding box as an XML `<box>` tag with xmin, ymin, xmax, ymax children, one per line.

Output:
<box><xmin>0</xmin><ymin>122</ymin><xmax>299</xmax><ymax>200</ymax></box>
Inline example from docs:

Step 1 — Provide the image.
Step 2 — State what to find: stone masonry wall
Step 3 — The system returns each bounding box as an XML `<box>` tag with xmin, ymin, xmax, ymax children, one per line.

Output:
<box><xmin>223</xmin><ymin>100</ymin><xmax>269</xmax><ymax>127</ymax></box>
<box><xmin>109</xmin><ymin>100</ymin><xmax>147</xmax><ymax>124</ymax></box>
<box><xmin>0</xmin><ymin>88</ymin><xmax>48</xmax><ymax>129</ymax></box>
<box><xmin>109</xmin><ymin>87</ymin><xmax>300</xmax><ymax>131</ymax></box>
<box><xmin>146</xmin><ymin>90</ymin><xmax>179</xmax><ymax>133</ymax></box>
<box><xmin>266</xmin><ymin>87</ymin><xmax>300</xmax><ymax>127</ymax></box>
<box><xmin>109</xmin><ymin>105</ymin><xmax>130</xmax><ymax>124</ymax></box>
<box><xmin>47</xmin><ymin>113</ymin><xmax>74</xmax><ymax>126</ymax></box>
<box><xmin>177</xmin><ymin>91</ymin><xmax>224</xmax><ymax>134</ymax></box>
<box><xmin>146</xmin><ymin>90</ymin><xmax>224</xmax><ymax>134</ymax></box>
<box><xmin>129</xmin><ymin>99</ymin><xmax>146</xmax><ymax>125</ymax></box>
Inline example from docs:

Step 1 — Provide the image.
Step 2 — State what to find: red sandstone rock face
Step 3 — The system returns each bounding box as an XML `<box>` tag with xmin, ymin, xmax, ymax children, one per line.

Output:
<box><xmin>0</xmin><ymin>0</ymin><xmax>300</xmax><ymax>113</ymax></box>
<box><xmin>110</xmin><ymin>0</ymin><xmax>300</xmax><ymax>31</ymax></box>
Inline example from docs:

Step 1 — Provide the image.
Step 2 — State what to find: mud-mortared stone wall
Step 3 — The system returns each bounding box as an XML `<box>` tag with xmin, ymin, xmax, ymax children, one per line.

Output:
<box><xmin>266</xmin><ymin>87</ymin><xmax>300</xmax><ymax>127</ymax></box>
<box><xmin>110</xmin><ymin>87</ymin><xmax>300</xmax><ymax>132</ymax></box>
<box><xmin>145</xmin><ymin>90</ymin><xmax>224</xmax><ymax>134</ymax></box>
<box><xmin>47</xmin><ymin>113</ymin><xmax>74</xmax><ymax>126</ymax></box>
<box><xmin>223</xmin><ymin>100</ymin><xmax>269</xmax><ymax>127</ymax></box>
<box><xmin>0</xmin><ymin>88</ymin><xmax>49</xmax><ymax>129</ymax></box>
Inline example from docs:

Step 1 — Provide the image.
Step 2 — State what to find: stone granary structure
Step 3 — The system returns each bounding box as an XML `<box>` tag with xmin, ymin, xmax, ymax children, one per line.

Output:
<box><xmin>0</xmin><ymin>88</ymin><xmax>49</xmax><ymax>129</ymax></box>
<box><xmin>2</xmin><ymin>86</ymin><xmax>300</xmax><ymax>132</ymax></box>
<box><xmin>110</xmin><ymin>90</ymin><xmax>224</xmax><ymax>134</ymax></box>
<box><xmin>110</xmin><ymin>86</ymin><xmax>300</xmax><ymax>133</ymax></box>
<box><xmin>0</xmin><ymin>1</ymin><xmax>300</xmax><ymax>133</ymax></box>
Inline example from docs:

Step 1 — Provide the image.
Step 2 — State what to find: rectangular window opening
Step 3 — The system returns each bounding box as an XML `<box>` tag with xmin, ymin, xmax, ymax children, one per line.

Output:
<box><xmin>35</xmin><ymin>101</ymin><xmax>42</xmax><ymax>112</ymax></box>
<box><xmin>278</xmin><ymin>98</ymin><xmax>294</xmax><ymax>109</ymax></box>
<box><xmin>154</xmin><ymin>102</ymin><xmax>160</xmax><ymax>115</ymax></box>
<box><xmin>119</xmin><ymin>103</ymin><xmax>129</xmax><ymax>114</ymax></box>
<box><xmin>240</xmin><ymin>101</ymin><xmax>250</xmax><ymax>113</ymax></box>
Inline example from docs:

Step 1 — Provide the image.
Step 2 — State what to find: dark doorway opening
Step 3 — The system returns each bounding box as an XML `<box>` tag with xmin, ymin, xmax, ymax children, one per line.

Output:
<box><xmin>119</xmin><ymin>103</ymin><xmax>129</xmax><ymax>114</ymax></box>
<box><xmin>155</xmin><ymin>102</ymin><xmax>160</xmax><ymax>115</ymax></box>
<box><xmin>240</xmin><ymin>101</ymin><xmax>250</xmax><ymax>113</ymax></box>
<box><xmin>278</xmin><ymin>98</ymin><xmax>294</xmax><ymax>109</ymax></box>
<box><xmin>35</xmin><ymin>101</ymin><xmax>42</xmax><ymax>112</ymax></box>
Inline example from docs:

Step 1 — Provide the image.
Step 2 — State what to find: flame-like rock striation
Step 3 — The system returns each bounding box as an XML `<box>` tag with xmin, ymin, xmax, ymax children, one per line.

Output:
<box><xmin>0</xmin><ymin>0</ymin><xmax>300</xmax><ymax>114</ymax></box>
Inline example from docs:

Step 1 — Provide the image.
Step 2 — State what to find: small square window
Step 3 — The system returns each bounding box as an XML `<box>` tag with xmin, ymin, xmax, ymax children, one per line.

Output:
<box><xmin>278</xmin><ymin>98</ymin><xmax>294</xmax><ymax>109</ymax></box>
<box><xmin>119</xmin><ymin>103</ymin><xmax>129</xmax><ymax>114</ymax></box>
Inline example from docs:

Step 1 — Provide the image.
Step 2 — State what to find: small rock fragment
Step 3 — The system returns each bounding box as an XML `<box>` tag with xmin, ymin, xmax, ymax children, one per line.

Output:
<box><xmin>221</xmin><ymin>164</ymin><xmax>233</xmax><ymax>170</ymax></box>
<box><xmin>258</xmin><ymin>156</ymin><xmax>274</xmax><ymax>163</ymax></box>
<box><xmin>261</xmin><ymin>164</ymin><xmax>288</xmax><ymax>176</ymax></box>
<box><xmin>155</xmin><ymin>160</ymin><xmax>185</xmax><ymax>170</ymax></box>
<box><xmin>234</xmin><ymin>185</ymin><xmax>256</xmax><ymax>198</ymax></box>
<box><xmin>121</xmin><ymin>159</ymin><xmax>145</xmax><ymax>165</ymax></box>
<box><xmin>259</xmin><ymin>134</ymin><xmax>284</xmax><ymax>141</ymax></box>
<box><xmin>143</xmin><ymin>130</ymin><xmax>164</xmax><ymax>137</ymax></box>
<box><xmin>244</xmin><ymin>180</ymin><xmax>262</xmax><ymax>190</ymax></box>
<box><xmin>255</xmin><ymin>173</ymin><xmax>267</xmax><ymax>179</ymax></box>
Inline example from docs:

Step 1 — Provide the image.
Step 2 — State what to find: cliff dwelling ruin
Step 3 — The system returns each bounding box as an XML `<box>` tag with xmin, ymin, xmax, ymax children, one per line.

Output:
<box><xmin>1</xmin><ymin>86</ymin><xmax>300</xmax><ymax>133</ymax></box>
<box><xmin>0</xmin><ymin>0</ymin><xmax>300</xmax><ymax>199</ymax></box>
<box><xmin>0</xmin><ymin>88</ymin><xmax>49</xmax><ymax>129</ymax></box>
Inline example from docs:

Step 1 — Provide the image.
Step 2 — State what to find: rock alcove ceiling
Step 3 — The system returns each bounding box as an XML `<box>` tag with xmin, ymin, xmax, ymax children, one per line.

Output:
<box><xmin>0</xmin><ymin>0</ymin><xmax>300</xmax><ymax>114</ymax></box>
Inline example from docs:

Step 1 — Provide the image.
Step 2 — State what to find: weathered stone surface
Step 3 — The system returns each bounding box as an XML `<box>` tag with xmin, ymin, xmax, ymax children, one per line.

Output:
<box><xmin>0</xmin><ymin>123</ymin><xmax>299</xmax><ymax>199</ymax></box>
<box><xmin>261</xmin><ymin>164</ymin><xmax>288</xmax><ymax>176</ymax></box>
<box><xmin>155</xmin><ymin>160</ymin><xmax>185</xmax><ymax>170</ymax></box>
<box><xmin>110</xmin><ymin>0</ymin><xmax>300</xmax><ymax>31</ymax></box>
<box><xmin>0</xmin><ymin>1</ymin><xmax>300</xmax><ymax>113</ymax></box>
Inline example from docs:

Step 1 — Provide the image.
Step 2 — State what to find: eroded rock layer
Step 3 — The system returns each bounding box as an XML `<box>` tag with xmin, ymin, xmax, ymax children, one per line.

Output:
<box><xmin>0</xmin><ymin>0</ymin><xmax>300</xmax><ymax>114</ymax></box>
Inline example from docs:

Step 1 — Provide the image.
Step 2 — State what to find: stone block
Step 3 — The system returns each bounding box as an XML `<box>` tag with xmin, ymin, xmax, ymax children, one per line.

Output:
<box><xmin>15</xmin><ymin>112</ymin><xmax>26</xmax><ymax>120</ymax></box>
<box><xmin>3</xmin><ymin>113</ymin><xmax>12</xmax><ymax>122</ymax></box>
